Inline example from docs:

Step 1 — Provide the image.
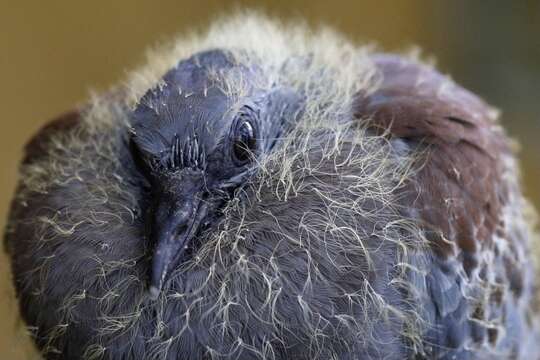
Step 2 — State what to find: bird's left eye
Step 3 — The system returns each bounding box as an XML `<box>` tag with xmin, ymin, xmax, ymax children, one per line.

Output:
<box><xmin>231</xmin><ymin>115</ymin><xmax>257</xmax><ymax>165</ymax></box>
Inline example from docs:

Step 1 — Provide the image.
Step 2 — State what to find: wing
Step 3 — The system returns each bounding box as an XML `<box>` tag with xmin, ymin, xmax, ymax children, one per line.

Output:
<box><xmin>27</xmin><ymin>110</ymin><xmax>80</xmax><ymax>157</ymax></box>
<box><xmin>4</xmin><ymin>109</ymin><xmax>81</xmax><ymax>247</ymax></box>
<box><xmin>354</xmin><ymin>54</ymin><xmax>538</xmax><ymax>358</ymax></box>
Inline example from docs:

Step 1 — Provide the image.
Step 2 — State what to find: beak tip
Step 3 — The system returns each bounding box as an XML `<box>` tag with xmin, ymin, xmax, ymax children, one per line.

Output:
<box><xmin>148</xmin><ymin>285</ymin><xmax>160</xmax><ymax>300</ymax></box>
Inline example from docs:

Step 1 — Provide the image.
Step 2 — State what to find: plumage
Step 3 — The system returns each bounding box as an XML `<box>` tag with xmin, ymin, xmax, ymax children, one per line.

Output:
<box><xmin>4</xmin><ymin>14</ymin><xmax>539</xmax><ymax>359</ymax></box>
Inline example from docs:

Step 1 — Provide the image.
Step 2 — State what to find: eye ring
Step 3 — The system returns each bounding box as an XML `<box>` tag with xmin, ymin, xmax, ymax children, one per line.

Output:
<box><xmin>231</xmin><ymin>107</ymin><xmax>259</xmax><ymax>165</ymax></box>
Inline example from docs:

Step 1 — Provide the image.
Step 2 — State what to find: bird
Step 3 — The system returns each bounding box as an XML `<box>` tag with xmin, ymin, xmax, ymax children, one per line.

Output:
<box><xmin>4</xmin><ymin>14</ymin><xmax>540</xmax><ymax>360</ymax></box>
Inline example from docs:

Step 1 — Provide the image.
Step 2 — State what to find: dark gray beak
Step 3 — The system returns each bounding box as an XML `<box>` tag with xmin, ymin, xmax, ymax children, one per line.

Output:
<box><xmin>148</xmin><ymin>170</ymin><xmax>207</xmax><ymax>299</ymax></box>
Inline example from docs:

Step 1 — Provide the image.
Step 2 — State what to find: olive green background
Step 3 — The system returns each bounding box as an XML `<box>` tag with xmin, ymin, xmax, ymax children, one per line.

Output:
<box><xmin>1</xmin><ymin>1</ymin><xmax>538</xmax><ymax>358</ymax></box>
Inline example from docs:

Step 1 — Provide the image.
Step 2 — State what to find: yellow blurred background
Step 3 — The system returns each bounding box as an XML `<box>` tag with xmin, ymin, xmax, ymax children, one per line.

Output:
<box><xmin>1</xmin><ymin>1</ymin><xmax>538</xmax><ymax>358</ymax></box>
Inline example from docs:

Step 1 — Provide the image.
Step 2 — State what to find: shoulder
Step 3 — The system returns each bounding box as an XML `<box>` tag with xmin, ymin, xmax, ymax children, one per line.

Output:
<box><xmin>355</xmin><ymin>53</ymin><xmax>513</xmax><ymax>264</ymax></box>
<box><xmin>22</xmin><ymin>109</ymin><xmax>82</xmax><ymax>165</ymax></box>
<box><xmin>354</xmin><ymin>53</ymin><xmax>537</xmax><ymax>357</ymax></box>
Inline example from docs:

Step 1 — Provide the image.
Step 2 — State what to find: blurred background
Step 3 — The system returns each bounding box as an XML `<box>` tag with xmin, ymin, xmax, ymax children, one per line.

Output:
<box><xmin>1</xmin><ymin>1</ymin><xmax>538</xmax><ymax>358</ymax></box>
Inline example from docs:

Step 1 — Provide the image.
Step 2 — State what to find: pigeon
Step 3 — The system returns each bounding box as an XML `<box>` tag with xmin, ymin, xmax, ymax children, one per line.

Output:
<box><xmin>5</xmin><ymin>14</ymin><xmax>540</xmax><ymax>359</ymax></box>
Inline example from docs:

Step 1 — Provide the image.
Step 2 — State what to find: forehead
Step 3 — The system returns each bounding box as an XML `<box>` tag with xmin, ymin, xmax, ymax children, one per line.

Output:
<box><xmin>130</xmin><ymin>50</ymin><xmax>252</xmax><ymax>156</ymax></box>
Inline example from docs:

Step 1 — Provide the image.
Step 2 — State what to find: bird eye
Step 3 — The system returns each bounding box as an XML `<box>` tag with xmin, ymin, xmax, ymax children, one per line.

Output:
<box><xmin>231</xmin><ymin>114</ymin><xmax>257</xmax><ymax>165</ymax></box>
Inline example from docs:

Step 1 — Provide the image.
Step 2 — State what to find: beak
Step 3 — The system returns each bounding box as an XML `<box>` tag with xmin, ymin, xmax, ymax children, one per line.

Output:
<box><xmin>148</xmin><ymin>172</ymin><xmax>208</xmax><ymax>299</ymax></box>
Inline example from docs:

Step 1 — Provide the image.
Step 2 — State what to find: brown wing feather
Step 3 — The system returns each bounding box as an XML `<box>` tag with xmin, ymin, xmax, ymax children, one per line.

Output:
<box><xmin>355</xmin><ymin>54</ymin><xmax>512</xmax><ymax>272</ymax></box>
<box><xmin>354</xmin><ymin>54</ymin><xmax>536</xmax><ymax>357</ymax></box>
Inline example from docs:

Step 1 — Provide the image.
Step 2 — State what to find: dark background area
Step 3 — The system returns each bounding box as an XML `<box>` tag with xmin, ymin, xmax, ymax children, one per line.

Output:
<box><xmin>1</xmin><ymin>1</ymin><xmax>538</xmax><ymax>357</ymax></box>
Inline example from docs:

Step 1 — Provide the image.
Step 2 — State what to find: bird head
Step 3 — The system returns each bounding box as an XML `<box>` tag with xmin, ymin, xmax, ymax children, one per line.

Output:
<box><xmin>129</xmin><ymin>49</ymin><xmax>303</xmax><ymax>297</ymax></box>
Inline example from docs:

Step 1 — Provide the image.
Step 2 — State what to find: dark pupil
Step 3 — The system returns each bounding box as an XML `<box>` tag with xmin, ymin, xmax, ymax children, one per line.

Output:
<box><xmin>233</xmin><ymin>120</ymin><xmax>256</xmax><ymax>162</ymax></box>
